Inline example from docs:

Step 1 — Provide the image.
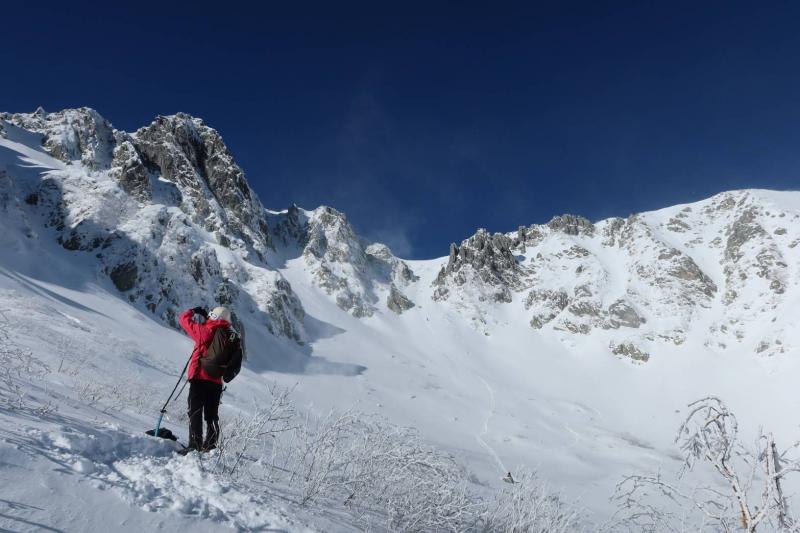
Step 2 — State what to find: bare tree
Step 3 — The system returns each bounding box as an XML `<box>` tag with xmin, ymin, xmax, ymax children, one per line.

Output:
<box><xmin>611</xmin><ymin>396</ymin><xmax>800</xmax><ymax>532</ymax></box>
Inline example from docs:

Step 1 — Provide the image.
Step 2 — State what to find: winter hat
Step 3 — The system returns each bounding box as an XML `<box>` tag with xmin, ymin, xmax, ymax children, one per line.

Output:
<box><xmin>209</xmin><ymin>306</ymin><xmax>232</xmax><ymax>322</ymax></box>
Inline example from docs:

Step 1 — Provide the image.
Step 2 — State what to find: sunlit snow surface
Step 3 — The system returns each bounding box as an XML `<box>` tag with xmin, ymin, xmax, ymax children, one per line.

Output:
<box><xmin>2</xmin><ymin>120</ymin><xmax>800</xmax><ymax>531</ymax></box>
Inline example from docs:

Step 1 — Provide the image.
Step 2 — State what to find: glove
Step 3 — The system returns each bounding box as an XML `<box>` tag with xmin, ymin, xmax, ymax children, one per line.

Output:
<box><xmin>192</xmin><ymin>306</ymin><xmax>208</xmax><ymax>318</ymax></box>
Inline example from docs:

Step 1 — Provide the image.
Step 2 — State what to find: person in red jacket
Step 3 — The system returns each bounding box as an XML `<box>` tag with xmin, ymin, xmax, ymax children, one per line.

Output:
<box><xmin>178</xmin><ymin>305</ymin><xmax>232</xmax><ymax>451</ymax></box>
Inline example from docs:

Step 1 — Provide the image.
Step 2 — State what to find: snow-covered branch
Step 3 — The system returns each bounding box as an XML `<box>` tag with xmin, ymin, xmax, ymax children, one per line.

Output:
<box><xmin>612</xmin><ymin>396</ymin><xmax>800</xmax><ymax>532</ymax></box>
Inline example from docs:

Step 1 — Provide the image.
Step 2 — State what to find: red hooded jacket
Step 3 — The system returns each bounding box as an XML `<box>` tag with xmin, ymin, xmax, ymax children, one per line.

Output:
<box><xmin>179</xmin><ymin>308</ymin><xmax>230</xmax><ymax>384</ymax></box>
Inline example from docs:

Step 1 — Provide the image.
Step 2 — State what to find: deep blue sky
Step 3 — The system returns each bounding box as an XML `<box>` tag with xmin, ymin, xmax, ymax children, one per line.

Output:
<box><xmin>3</xmin><ymin>1</ymin><xmax>800</xmax><ymax>258</ymax></box>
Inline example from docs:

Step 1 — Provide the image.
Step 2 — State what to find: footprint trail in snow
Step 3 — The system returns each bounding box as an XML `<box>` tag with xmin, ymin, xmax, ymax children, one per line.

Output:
<box><xmin>475</xmin><ymin>376</ymin><xmax>508</xmax><ymax>475</ymax></box>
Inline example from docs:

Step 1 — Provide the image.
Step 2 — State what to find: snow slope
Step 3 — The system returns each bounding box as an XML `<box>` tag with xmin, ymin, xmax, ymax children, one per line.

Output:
<box><xmin>0</xmin><ymin>216</ymin><xmax>358</xmax><ymax>530</ymax></box>
<box><xmin>2</xmin><ymin>107</ymin><xmax>800</xmax><ymax>531</ymax></box>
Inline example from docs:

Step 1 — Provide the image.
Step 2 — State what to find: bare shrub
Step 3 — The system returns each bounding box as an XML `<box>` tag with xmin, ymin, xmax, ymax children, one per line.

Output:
<box><xmin>212</xmin><ymin>383</ymin><xmax>297</xmax><ymax>479</ymax></box>
<box><xmin>480</xmin><ymin>467</ymin><xmax>584</xmax><ymax>532</ymax></box>
<box><xmin>272</xmin><ymin>411</ymin><xmax>480</xmax><ymax>531</ymax></box>
<box><xmin>344</xmin><ymin>419</ymin><xmax>479</xmax><ymax>531</ymax></box>
<box><xmin>0</xmin><ymin>315</ymin><xmax>51</xmax><ymax>411</ymax></box>
<box><xmin>284</xmin><ymin>409</ymin><xmax>361</xmax><ymax>506</ymax></box>
<box><xmin>186</xmin><ymin>383</ymin><xmax>583</xmax><ymax>532</ymax></box>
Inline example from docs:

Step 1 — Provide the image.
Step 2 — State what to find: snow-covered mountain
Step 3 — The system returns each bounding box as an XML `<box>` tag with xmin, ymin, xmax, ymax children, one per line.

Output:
<box><xmin>3</xmin><ymin>107</ymin><xmax>800</xmax><ymax>530</ymax></box>
<box><xmin>3</xmin><ymin>107</ymin><xmax>796</xmax><ymax>361</ymax></box>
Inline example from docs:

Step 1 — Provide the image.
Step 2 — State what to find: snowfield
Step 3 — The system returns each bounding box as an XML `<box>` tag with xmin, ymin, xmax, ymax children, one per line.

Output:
<box><xmin>2</xmin><ymin>108</ymin><xmax>800</xmax><ymax>531</ymax></box>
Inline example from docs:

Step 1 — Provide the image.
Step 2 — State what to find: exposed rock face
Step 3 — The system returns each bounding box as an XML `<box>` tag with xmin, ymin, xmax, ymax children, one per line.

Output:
<box><xmin>387</xmin><ymin>284</ymin><xmax>415</xmax><ymax>314</ymax></box>
<box><xmin>432</xmin><ymin>208</ymin><xmax>711</xmax><ymax>350</ymax></box>
<box><xmin>304</xmin><ymin>207</ymin><xmax>362</xmax><ymax>263</ymax></box>
<box><xmin>271</xmin><ymin>204</ymin><xmax>307</xmax><ymax>247</ymax></box>
<box><xmin>525</xmin><ymin>289</ymin><xmax>569</xmax><ymax>329</ymax></box>
<box><xmin>513</xmin><ymin>225</ymin><xmax>544</xmax><ymax>249</ymax></box>
<box><xmin>600</xmin><ymin>217</ymin><xmax>626</xmax><ymax>246</ymax></box>
<box><xmin>433</xmin><ymin>229</ymin><xmax>525</xmax><ymax>303</ymax></box>
<box><xmin>607</xmin><ymin>300</ymin><xmax>645</xmax><ymax>329</ymax></box>
<box><xmin>723</xmin><ymin>206</ymin><xmax>786</xmax><ymax>301</ymax></box>
<box><xmin>725</xmin><ymin>207</ymin><xmax>765</xmax><ymax>262</ymax></box>
<box><xmin>2</xmin><ymin>110</ymin><xmax>273</xmax><ymax>261</ymax></box>
<box><xmin>109</xmin><ymin>137</ymin><xmax>151</xmax><ymax>202</ymax></box>
<box><xmin>304</xmin><ymin>206</ymin><xmax>377</xmax><ymax>317</ymax></box>
<box><xmin>546</xmin><ymin>214</ymin><xmax>595</xmax><ymax>236</ymax></box>
<box><xmin>366</xmin><ymin>243</ymin><xmax>418</xmax><ymax>285</ymax></box>
<box><xmin>132</xmin><ymin>113</ymin><xmax>272</xmax><ymax>261</ymax></box>
<box><xmin>610</xmin><ymin>342</ymin><xmax>649</xmax><ymax>362</ymax></box>
<box><xmin>1</xmin><ymin>107</ymin><xmax>116</xmax><ymax>169</ymax></box>
<box><xmin>699</xmin><ymin>193</ymin><xmax>789</xmax><ymax>354</ymax></box>
<box><xmin>1</xmin><ymin>108</ymin><xmax>304</xmax><ymax>343</ymax></box>
<box><xmin>269</xmin><ymin>205</ymin><xmax>417</xmax><ymax>317</ymax></box>
<box><xmin>264</xmin><ymin>278</ymin><xmax>305</xmax><ymax>343</ymax></box>
<box><xmin>109</xmin><ymin>262</ymin><xmax>138</xmax><ymax>292</ymax></box>
<box><xmin>607</xmin><ymin>216</ymin><xmax>716</xmax><ymax>345</ymax></box>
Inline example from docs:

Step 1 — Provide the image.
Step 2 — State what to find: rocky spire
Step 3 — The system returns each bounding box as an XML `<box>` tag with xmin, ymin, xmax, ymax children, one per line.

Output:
<box><xmin>433</xmin><ymin>228</ymin><xmax>525</xmax><ymax>303</ymax></box>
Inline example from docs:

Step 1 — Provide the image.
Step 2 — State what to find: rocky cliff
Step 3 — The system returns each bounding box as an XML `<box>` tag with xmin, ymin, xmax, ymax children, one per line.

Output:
<box><xmin>0</xmin><ymin>108</ymin><xmax>303</xmax><ymax>342</ymax></box>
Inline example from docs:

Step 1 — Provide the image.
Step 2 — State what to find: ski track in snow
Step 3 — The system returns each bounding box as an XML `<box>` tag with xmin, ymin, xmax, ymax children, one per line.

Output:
<box><xmin>562</xmin><ymin>421</ymin><xmax>581</xmax><ymax>446</ymax></box>
<box><xmin>475</xmin><ymin>376</ymin><xmax>508</xmax><ymax>475</ymax></box>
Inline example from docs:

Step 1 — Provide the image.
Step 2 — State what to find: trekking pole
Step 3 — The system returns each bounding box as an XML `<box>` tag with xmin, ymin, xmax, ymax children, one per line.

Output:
<box><xmin>152</xmin><ymin>355</ymin><xmax>191</xmax><ymax>439</ymax></box>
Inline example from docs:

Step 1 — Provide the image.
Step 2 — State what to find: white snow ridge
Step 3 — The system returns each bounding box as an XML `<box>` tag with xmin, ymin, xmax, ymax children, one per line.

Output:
<box><xmin>2</xmin><ymin>107</ymin><xmax>800</xmax><ymax>531</ymax></box>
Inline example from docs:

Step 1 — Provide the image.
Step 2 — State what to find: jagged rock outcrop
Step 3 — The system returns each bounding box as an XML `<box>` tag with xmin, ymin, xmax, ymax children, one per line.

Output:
<box><xmin>607</xmin><ymin>299</ymin><xmax>645</xmax><ymax>329</ymax></box>
<box><xmin>269</xmin><ymin>205</ymin><xmax>417</xmax><ymax>317</ymax></box>
<box><xmin>1</xmin><ymin>108</ymin><xmax>305</xmax><ymax>342</ymax></box>
<box><xmin>132</xmin><ymin>113</ymin><xmax>272</xmax><ymax>261</ymax></box>
<box><xmin>109</xmin><ymin>137</ymin><xmax>151</xmax><ymax>202</ymax></box>
<box><xmin>1</xmin><ymin>107</ymin><xmax>116</xmax><ymax>169</ymax></box>
<box><xmin>547</xmin><ymin>214</ymin><xmax>595</xmax><ymax>236</ymax></box>
<box><xmin>387</xmin><ymin>284</ymin><xmax>415</xmax><ymax>314</ymax></box>
<box><xmin>432</xmin><ymin>203</ymin><xmax>719</xmax><ymax>353</ymax></box>
<box><xmin>264</xmin><ymin>278</ymin><xmax>306</xmax><ymax>343</ymax></box>
<box><xmin>429</xmin><ymin>191</ymin><xmax>799</xmax><ymax>359</ymax></box>
<box><xmin>607</xmin><ymin>216</ymin><xmax>716</xmax><ymax>345</ymax></box>
<box><xmin>271</xmin><ymin>204</ymin><xmax>308</xmax><ymax>247</ymax></box>
<box><xmin>303</xmin><ymin>206</ymin><xmax>377</xmax><ymax>317</ymax></box>
<box><xmin>610</xmin><ymin>341</ymin><xmax>649</xmax><ymax>362</ymax></box>
<box><xmin>433</xmin><ymin>229</ymin><xmax>525</xmax><ymax>303</ymax></box>
<box><xmin>366</xmin><ymin>243</ymin><xmax>418</xmax><ymax>285</ymax></box>
<box><xmin>513</xmin><ymin>224</ymin><xmax>545</xmax><ymax>249</ymax></box>
<box><xmin>723</xmin><ymin>205</ymin><xmax>786</xmax><ymax>301</ymax></box>
<box><xmin>525</xmin><ymin>289</ymin><xmax>569</xmax><ymax>328</ymax></box>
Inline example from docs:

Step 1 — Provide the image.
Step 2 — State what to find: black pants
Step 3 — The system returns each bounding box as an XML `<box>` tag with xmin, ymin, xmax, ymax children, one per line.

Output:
<box><xmin>187</xmin><ymin>380</ymin><xmax>223</xmax><ymax>450</ymax></box>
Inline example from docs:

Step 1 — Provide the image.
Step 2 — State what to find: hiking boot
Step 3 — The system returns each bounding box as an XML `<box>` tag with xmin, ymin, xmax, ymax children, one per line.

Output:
<box><xmin>177</xmin><ymin>445</ymin><xmax>199</xmax><ymax>456</ymax></box>
<box><xmin>203</xmin><ymin>421</ymin><xmax>219</xmax><ymax>451</ymax></box>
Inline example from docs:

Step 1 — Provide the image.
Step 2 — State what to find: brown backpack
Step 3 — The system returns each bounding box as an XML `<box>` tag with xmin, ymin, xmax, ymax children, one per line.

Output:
<box><xmin>201</xmin><ymin>327</ymin><xmax>242</xmax><ymax>381</ymax></box>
